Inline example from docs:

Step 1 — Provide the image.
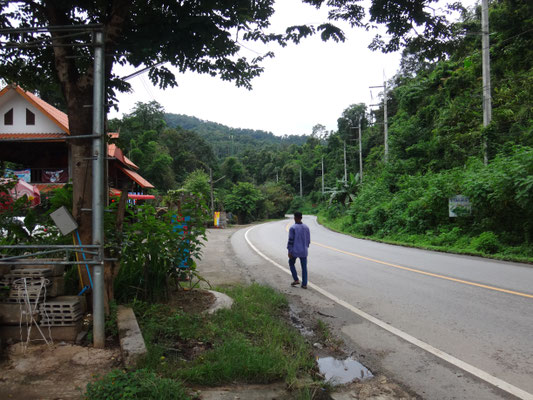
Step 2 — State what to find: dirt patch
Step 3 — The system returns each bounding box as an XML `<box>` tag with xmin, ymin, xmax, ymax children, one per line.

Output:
<box><xmin>0</xmin><ymin>289</ymin><xmax>216</xmax><ymax>400</ymax></box>
<box><xmin>0</xmin><ymin>342</ymin><xmax>121</xmax><ymax>400</ymax></box>
<box><xmin>167</xmin><ymin>288</ymin><xmax>216</xmax><ymax>314</ymax></box>
<box><xmin>339</xmin><ymin>375</ymin><xmax>417</xmax><ymax>399</ymax></box>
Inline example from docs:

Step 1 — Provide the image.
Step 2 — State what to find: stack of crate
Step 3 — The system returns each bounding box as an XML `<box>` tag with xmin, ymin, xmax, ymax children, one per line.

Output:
<box><xmin>7</xmin><ymin>268</ymin><xmax>52</xmax><ymax>304</ymax></box>
<box><xmin>0</xmin><ymin>260</ymin><xmax>84</xmax><ymax>342</ymax></box>
<box><xmin>40</xmin><ymin>297</ymin><xmax>83</xmax><ymax>327</ymax></box>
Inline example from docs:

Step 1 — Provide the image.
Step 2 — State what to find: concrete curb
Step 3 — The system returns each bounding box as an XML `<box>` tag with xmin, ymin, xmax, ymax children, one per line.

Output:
<box><xmin>115</xmin><ymin>291</ymin><xmax>231</xmax><ymax>368</ymax></box>
<box><xmin>205</xmin><ymin>290</ymin><xmax>234</xmax><ymax>314</ymax></box>
<box><xmin>117</xmin><ymin>305</ymin><xmax>147</xmax><ymax>368</ymax></box>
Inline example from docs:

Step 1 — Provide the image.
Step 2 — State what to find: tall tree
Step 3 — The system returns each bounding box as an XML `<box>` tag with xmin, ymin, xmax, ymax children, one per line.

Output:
<box><xmin>337</xmin><ymin>103</ymin><xmax>368</xmax><ymax>141</ymax></box>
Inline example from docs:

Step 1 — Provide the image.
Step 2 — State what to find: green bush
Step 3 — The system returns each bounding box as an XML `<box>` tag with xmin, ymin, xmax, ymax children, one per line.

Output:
<box><xmin>224</xmin><ymin>182</ymin><xmax>264</xmax><ymax>223</ymax></box>
<box><xmin>111</xmin><ymin>192</ymin><xmax>208</xmax><ymax>302</ymax></box>
<box><xmin>84</xmin><ymin>369</ymin><xmax>189</xmax><ymax>400</ymax></box>
<box><xmin>470</xmin><ymin>232</ymin><xmax>501</xmax><ymax>254</ymax></box>
<box><xmin>260</xmin><ymin>182</ymin><xmax>293</xmax><ymax>218</ymax></box>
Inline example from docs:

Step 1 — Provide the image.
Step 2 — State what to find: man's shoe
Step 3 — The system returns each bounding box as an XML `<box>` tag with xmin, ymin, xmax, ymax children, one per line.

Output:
<box><xmin>291</xmin><ymin>281</ymin><xmax>300</xmax><ymax>287</ymax></box>
<box><xmin>301</xmin><ymin>285</ymin><xmax>307</xmax><ymax>289</ymax></box>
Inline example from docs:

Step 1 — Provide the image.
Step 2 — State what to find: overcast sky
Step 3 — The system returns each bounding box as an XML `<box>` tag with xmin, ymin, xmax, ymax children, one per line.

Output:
<box><xmin>109</xmin><ymin>0</ymin><xmax>477</xmax><ymax>137</ymax></box>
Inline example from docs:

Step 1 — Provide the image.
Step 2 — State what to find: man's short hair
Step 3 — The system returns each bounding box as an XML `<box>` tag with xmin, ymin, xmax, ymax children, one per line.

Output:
<box><xmin>294</xmin><ymin>212</ymin><xmax>303</xmax><ymax>219</ymax></box>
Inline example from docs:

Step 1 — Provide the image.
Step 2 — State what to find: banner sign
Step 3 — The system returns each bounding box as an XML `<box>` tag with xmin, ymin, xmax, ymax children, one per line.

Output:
<box><xmin>42</xmin><ymin>169</ymin><xmax>68</xmax><ymax>183</ymax></box>
<box><xmin>4</xmin><ymin>169</ymin><xmax>31</xmax><ymax>182</ymax></box>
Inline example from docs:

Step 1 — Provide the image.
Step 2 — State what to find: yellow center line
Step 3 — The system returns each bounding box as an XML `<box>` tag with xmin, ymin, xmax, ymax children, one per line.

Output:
<box><xmin>311</xmin><ymin>240</ymin><xmax>533</xmax><ymax>299</ymax></box>
<box><xmin>287</xmin><ymin>220</ymin><xmax>532</xmax><ymax>298</ymax></box>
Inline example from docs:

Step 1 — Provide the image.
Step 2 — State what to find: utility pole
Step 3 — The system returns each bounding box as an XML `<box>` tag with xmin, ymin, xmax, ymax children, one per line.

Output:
<box><xmin>209</xmin><ymin>167</ymin><xmax>214</xmax><ymax>214</ymax></box>
<box><xmin>207</xmin><ymin>168</ymin><xmax>225</xmax><ymax>216</ymax></box>
<box><xmin>299</xmin><ymin>165</ymin><xmax>303</xmax><ymax>197</ymax></box>
<box><xmin>358</xmin><ymin>116</ymin><xmax>363</xmax><ymax>182</ymax></box>
<box><xmin>91</xmin><ymin>30</ymin><xmax>105</xmax><ymax>349</ymax></box>
<box><xmin>481</xmin><ymin>0</ymin><xmax>491</xmax><ymax>165</ymax></box>
<box><xmin>383</xmin><ymin>81</ymin><xmax>389</xmax><ymax>162</ymax></box>
<box><xmin>343</xmin><ymin>140</ymin><xmax>347</xmax><ymax>183</ymax></box>
<box><xmin>370</xmin><ymin>78</ymin><xmax>389</xmax><ymax>162</ymax></box>
<box><xmin>321</xmin><ymin>156</ymin><xmax>324</xmax><ymax>194</ymax></box>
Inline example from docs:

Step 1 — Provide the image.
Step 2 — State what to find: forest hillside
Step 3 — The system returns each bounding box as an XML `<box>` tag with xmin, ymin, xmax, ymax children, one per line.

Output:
<box><xmin>164</xmin><ymin>113</ymin><xmax>307</xmax><ymax>159</ymax></box>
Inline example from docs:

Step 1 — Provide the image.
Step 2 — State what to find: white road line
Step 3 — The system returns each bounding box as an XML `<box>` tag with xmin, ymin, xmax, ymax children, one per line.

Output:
<box><xmin>245</xmin><ymin>226</ymin><xmax>533</xmax><ymax>400</ymax></box>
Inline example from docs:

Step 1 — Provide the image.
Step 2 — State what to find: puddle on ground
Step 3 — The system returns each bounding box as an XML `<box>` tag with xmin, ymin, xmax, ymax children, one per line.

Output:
<box><xmin>289</xmin><ymin>304</ymin><xmax>313</xmax><ymax>337</ymax></box>
<box><xmin>316</xmin><ymin>356</ymin><xmax>373</xmax><ymax>384</ymax></box>
<box><xmin>287</xmin><ymin>305</ymin><xmax>373</xmax><ymax>385</ymax></box>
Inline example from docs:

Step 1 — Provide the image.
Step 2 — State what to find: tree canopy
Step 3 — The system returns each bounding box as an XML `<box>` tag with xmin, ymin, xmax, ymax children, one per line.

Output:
<box><xmin>0</xmin><ymin>0</ymin><xmax>466</xmax><ymax>109</ymax></box>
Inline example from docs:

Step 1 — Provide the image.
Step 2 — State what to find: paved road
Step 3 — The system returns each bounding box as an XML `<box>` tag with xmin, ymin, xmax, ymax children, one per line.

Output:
<box><xmin>234</xmin><ymin>216</ymin><xmax>533</xmax><ymax>400</ymax></box>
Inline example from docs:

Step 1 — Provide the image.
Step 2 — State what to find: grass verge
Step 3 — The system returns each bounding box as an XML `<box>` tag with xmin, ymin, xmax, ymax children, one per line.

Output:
<box><xmin>84</xmin><ymin>284</ymin><xmax>321</xmax><ymax>399</ymax></box>
<box><xmin>318</xmin><ymin>214</ymin><xmax>533</xmax><ymax>264</ymax></box>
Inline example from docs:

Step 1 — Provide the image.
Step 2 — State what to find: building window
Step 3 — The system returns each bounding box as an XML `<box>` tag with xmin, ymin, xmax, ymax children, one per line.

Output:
<box><xmin>26</xmin><ymin>108</ymin><xmax>35</xmax><ymax>125</ymax></box>
<box><xmin>4</xmin><ymin>108</ymin><xmax>13</xmax><ymax>125</ymax></box>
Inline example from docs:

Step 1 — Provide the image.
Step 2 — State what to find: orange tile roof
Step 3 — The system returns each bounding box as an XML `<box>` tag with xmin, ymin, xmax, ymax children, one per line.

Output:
<box><xmin>108</xmin><ymin>143</ymin><xmax>119</xmax><ymax>157</ymax></box>
<box><xmin>108</xmin><ymin>143</ymin><xmax>139</xmax><ymax>170</ymax></box>
<box><xmin>123</xmin><ymin>155</ymin><xmax>139</xmax><ymax>170</ymax></box>
<box><xmin>117</xmin><ymin>165</ymin><xmax>154</xmax><ymax>189</ymax></box>
<box><xmin>0</xmin><ymin>84</ymin><xmax>70</xmax><ymax>134</ymax></box>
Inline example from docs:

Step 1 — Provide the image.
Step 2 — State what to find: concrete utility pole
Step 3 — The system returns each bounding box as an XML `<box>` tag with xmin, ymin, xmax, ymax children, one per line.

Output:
<box><xmin>370</xmin><ymin>78</ymin><xmax>389</xmax><ymax>162</ymax></box>
<box><xmin>209</xmin><ymin>167</ymin><xmax>214</xmax><ymax>214</ymax></box>
<box><xmin>321</xmin><ymin>156</ymin><xmax>324</xmax><ymax>194</ymax></box>
<box><xmin>91</xmin><ymin>30</ymin><xmax>105</xmax><ymax>349</ymax></box>
<box><xmin>358</xmin><ymin>116</ymin><xmax>363</xmax><ymax>182</ymax></box>
<box><xmin>299</xmin><ymin>165</ymin><xmax>303</xmax><ymax>197</ymax></box>
<box><xmin>383</xmin><ymin>81</ymin><xmax>389</xmax><ymax>162</ymax></box>
<box><xmin>343</xmin><ymin>140</ymin><xmax>347</xmax><ymax>183</ymax></box>
<box><xmin>481</xmin><ymin>0</ymin><xmax>491</xmax><ymax>165</ymax></box>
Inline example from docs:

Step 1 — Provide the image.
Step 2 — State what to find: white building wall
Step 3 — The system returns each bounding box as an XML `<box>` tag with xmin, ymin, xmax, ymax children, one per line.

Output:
<box><xmin>0</xmin><ymin>90</ymin><xmax>65</xmax><ymax>134</ymax></box>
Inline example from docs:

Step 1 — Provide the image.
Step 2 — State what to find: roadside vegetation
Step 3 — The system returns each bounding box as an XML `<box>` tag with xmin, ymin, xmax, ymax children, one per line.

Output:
<box><xmin>317</xmin><ymin>145</ymin><xmax>533</xmax><ymax>263</ymax></box>
<box><xmin>86</xmin><ymin>285</ymin><xmax>323</xmax><ymax>400</ymax></box>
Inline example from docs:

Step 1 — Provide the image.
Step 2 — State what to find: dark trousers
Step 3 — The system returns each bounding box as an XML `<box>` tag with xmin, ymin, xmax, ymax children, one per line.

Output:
<box><xmin>289</xmin><ymin>256</ymin><xmax>307</xmax><ymax>286</ymax></box>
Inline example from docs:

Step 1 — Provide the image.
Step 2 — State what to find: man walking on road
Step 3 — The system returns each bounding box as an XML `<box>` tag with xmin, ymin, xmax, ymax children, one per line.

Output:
<box><xmin>287</xmin><ymin>212</ymin><xmax>311</xmax><ymax>289</ymax></box>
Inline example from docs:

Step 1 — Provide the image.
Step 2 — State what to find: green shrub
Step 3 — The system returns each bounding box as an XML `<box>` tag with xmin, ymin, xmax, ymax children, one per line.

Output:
<box><xmin>111</xmin><ymin>193</ymin><xmax>208</xmax><ymax>302</ymax></box>
<box><xmin>260</xmin><ymin>182</ymin><xmax>293</xmax><ymax>218</ymax></box>
<box><xmin>225</xmin><ymin>182</ymin><xmax>264</xmax><ymax>223</ymax></box>
<box><xmin>84</xmin><ymin>369</ymin><xmax>189</xmax><ymax>400</ymax></box>
<box><xmin>433</xmin><ymin>226</ymin><xmax>463</xmax><ymax>246</ymax></box>
<box><xmin>287</xmin><ymin>195</ymin><xmax>316</xmax><ymax>215</ymax></box>
<box><xmin>470</xmin><ymin>232</ymin><xmax>501</xmax><ymax>254</ymax></box>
